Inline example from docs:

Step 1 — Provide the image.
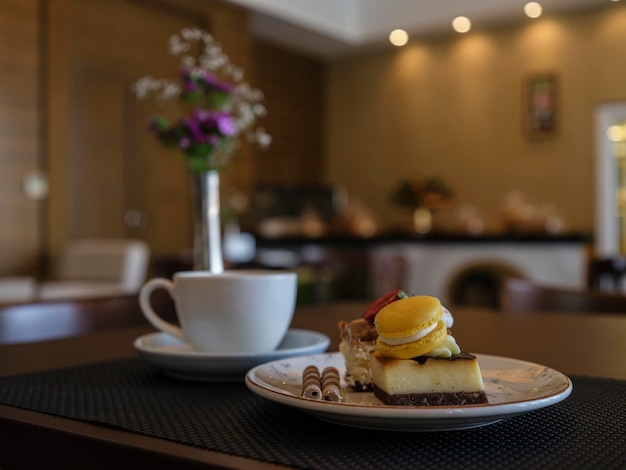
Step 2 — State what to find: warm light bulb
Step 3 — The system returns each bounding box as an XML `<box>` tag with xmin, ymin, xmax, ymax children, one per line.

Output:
<box><xmin>524</xmin><ymin>2</ymin><xmax>543</xmax><ymax>18</ymax></box>
<box><xmin>22</xmin><ymin>170</ymin><xmax>49</xmax><ymax>200</ymax></box>
<box><xmin>389</xmin><ymin>29</ymin><xmax>409</xmax><ymax>46</ymax></box>
<box><xmin>452</xmin><ymin>16</ymin><xmax>471</xmax><ymax>34</ymax></box>
<box><xmin>607</xmin><ymin>125</ymin><xmax>626</xmax><ymax>142</ymax></box>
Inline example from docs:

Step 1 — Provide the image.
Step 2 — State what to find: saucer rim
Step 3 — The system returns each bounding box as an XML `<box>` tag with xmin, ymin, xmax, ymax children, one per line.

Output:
<box><xmin>133</xmin><ymin>328</ymin><xmax>330</xmax><ymax>359</ymax></box>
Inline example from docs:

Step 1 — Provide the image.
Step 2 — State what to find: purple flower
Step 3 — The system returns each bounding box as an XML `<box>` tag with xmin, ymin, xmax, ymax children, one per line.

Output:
<box><xmin>203</xmin><ymin>71</ymin><xmax>235</xmax><ymax>93</ymax></box>
<box><xmin>216</xmin><ymin>113</ymin><xmax>236</xmax><ymax>136</ymax></box>
<box><xmin>194</xmin><ymin>109</ymin><xmax>211</xmax><ymax>121</ymax></box>
<box><xmin>180</xmin><ymin>69</ymin><xmax>195</xmax><ymax>89</ymax></box>
<box><xmin>183</xmin><ymin>115</ymin><xmax>204</xmax><ymax>141</ymax></box>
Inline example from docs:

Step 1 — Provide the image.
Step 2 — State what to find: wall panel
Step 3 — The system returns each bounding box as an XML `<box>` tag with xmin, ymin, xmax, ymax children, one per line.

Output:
<box><xmin>0</xmin><ymin>0</ymin><xmax>40</xmax><ymax>276</ymax></box>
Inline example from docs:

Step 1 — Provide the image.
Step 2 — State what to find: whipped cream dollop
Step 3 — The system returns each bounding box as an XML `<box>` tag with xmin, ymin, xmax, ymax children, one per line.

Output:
<box><xmin>427</xmin><ymin>306</ymin><xmax>457</xmax><ymax>356</ymax></box>
<box><xmin>424</xmin><ymin>334</ymin><xmax>461</xmax><ymax>358</ymax></box>
<box><xmin>442</xmin><ymin>306</ymin><xmax>454</xmax><ymax>328</ymax></box>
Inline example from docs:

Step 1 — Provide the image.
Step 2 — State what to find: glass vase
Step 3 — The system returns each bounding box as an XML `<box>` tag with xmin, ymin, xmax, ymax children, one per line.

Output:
<box><xmin>191</xmin><ymin>170</ymin><xmax>224</xmax><ymax>273</ymax></box>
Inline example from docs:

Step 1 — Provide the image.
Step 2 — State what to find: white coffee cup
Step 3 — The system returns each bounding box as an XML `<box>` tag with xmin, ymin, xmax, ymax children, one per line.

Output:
<box><xmin>139</xmin><ymin>270</ymin><xmax>297</xmax><ymax>353</ymax></box>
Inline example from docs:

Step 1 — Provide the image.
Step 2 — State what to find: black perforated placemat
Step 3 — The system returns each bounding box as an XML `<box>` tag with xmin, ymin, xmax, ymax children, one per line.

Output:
<box><xmin>0</xmin><ymin>358</ymin><xmax>624</xmax><ymax>469</ymax></box>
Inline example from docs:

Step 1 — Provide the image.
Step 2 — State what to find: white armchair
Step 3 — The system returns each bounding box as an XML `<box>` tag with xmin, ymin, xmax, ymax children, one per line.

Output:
<box><xmin>39</xmin><ymin>238</ymin><xmax>150</xmax><ymax>300</ymax></box>
<box><xmin>0</xmin><ymin>277</ymin><xmax>38</xmax><ymax>303</ymax></box>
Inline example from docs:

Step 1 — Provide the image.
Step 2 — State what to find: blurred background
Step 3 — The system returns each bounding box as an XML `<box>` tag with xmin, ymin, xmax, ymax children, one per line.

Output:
<box><xmin>2</xmin><ymin>0</ymin><xmax>625</xmax><ymax>308</ymax></box>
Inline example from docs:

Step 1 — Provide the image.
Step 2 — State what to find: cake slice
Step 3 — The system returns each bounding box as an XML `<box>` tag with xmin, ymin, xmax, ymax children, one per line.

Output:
<box><xmin>338</xmin><ymin>290</ymin><xmax>408</xmax><ymax>391</ymax></box>
<box><xmin>370</xmin><ymin>294</ymin><xmax>488</xmax><ymax>406</ymax></box>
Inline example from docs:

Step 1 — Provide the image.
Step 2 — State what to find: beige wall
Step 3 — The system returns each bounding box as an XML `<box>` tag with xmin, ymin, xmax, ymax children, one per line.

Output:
<box><xmin>252</xmin><ymin>40</ymin><xmax>325</xmax><ymax>185</ymax></box>
<box><xmin>325</xmin><ymin>4</ymin><xmax>626</xmax><ymax>235</ymax></box>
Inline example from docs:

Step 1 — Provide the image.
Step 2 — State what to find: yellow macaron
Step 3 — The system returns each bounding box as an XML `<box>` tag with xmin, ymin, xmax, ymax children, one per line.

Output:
<box><xmin>374</xmin><ymin>295</ymin><xmax>448</xmax><ymax>359</ymax></box>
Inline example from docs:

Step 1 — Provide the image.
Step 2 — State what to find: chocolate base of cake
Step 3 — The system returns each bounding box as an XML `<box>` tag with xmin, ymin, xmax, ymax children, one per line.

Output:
<box><xmin>373</xmin><ymin>385</ymin><xmax>488</xmax><ymax>406</ymax></box>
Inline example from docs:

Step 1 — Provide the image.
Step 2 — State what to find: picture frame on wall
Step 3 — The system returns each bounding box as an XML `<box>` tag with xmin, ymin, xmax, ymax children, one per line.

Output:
<box><xmin>525</xmin><ymin>74</ymin><xmax>557</xmax><ymax>139</ymax></box>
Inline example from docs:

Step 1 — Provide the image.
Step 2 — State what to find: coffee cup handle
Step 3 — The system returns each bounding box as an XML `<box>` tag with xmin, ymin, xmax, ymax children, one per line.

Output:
<box><xmin>139</xmin><ymin>278</ymin><xmax>186</xmax><ymax>342</ymax></box>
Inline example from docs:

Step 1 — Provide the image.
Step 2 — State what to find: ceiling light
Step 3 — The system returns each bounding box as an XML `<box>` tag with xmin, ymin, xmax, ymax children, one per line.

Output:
<box><xmin>524</xmin><ymin>2</ymin><xmax>543</xmax><ymax>18</ymax></box>
<box><xmin>452</xmin><ymin>17</ymin><xmax>471</xmax><ymax>34</ymax></box>
<box><xmin>389</xmin><ymin>29</ymin><xmax>409</xmax><ymax>47</ymax></box>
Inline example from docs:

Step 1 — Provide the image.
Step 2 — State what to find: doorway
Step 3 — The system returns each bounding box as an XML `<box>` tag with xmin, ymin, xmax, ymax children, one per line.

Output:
<box><xmin>595</xmin><ymin>101</ymin><xmax>626</xmax><ymax>256</ymax></box>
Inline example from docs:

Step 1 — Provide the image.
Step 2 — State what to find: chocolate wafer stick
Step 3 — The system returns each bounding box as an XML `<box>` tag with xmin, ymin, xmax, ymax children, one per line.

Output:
<box><xmin>321</xmin><ymin>366</ymin><xmax>343</xmax><ymax>402</ymax></box>
<box><xmin>301</xmin><ymin>365</ymin><xmax>322</xmax><ymax>399</ymax></box>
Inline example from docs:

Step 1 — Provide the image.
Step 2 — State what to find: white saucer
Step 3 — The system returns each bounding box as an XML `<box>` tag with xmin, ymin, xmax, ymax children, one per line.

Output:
<box><xmin>134</xmin><ymin>328</ymin><xmax>330</xmax><ymax>381</ymax></box>
<box><xmin>245</xmin><ymin>352</ymin><xmax>573</xmax><ymax>431</ymax></box>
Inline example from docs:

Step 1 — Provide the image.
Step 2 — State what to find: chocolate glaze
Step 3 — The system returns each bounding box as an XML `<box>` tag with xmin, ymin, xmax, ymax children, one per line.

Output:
<box><xmin>376</xmin><ymin>352</ymin><xmax>476</xmax><ymax>365</ymax></box>
<box><xmin>412</xmin><ymin>352</ymin><xmax>477</xmax><ymax>365</ymax></box>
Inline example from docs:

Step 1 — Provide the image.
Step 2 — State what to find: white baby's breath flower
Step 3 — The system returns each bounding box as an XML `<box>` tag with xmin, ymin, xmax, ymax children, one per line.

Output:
<box><xmin>222</xmin><ymin>64</ymin><xmax>235</xmax><ymax>78</ymax></box>
<box><xmin>132</xmin><ymin>78</ymin><xmax>149</xmax><ymax>99</ymax></box>
<box><xmin>237</xmin><ymin>107</ymin><xmax>254</xmax><ymax>129</ymax></box>
<box><xmin>236</xmin><ymin>82</ymin><xmax>250</xmax><ymax>95</ymax></box>
<box><xmin>231</xmin><ymin>67</ymin><xmax>244</xmax><ymax>82</ymax></box>
<box><xmin>181</xmin><ymin>27</ymin><xmax>203</xmax><ymax>42</ymax></box>
<box><xmin>181</xmin><ymin>56</ymin><xmax>195</xmax><ymax>68</ymax></box>
<box><xmin>252</xmin><ymin>103</ymin><xmax>267</xmax><ymax>117</ymax></box>
<box><xmin>249</xmin><ymin>128</ymin><xmax>272</xmax><ymax>148</ymax></box>
<box><xmin>169</xmin><ymin>35</ymin><xmax>191</xmax><ymax>55</ymax></box>
<box><xmin>161</xmin><ymin>82</ymin><xmax>180</xmax><ymax>99</ymax></box>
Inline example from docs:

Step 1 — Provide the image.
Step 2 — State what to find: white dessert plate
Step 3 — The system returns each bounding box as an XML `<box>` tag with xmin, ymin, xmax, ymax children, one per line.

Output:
<box><xmin>245</xmin><ymin>352</ymin><xmax>573</xmax><ymax>432</ymax></box>
<box><xmin>134</xmin><ymin>328</ymin><xmax>329</xmax><ymax>381</ymax></box>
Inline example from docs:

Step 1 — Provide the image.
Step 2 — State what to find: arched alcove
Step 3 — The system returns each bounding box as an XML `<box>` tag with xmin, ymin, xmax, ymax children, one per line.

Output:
<box><xmin>447</xmin><ymin>262</ymin><xmax>526</xmax><ymax>309</ymax></box>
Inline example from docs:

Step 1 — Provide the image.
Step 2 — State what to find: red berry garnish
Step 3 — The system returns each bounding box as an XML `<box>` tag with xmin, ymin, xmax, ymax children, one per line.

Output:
<box><xmin>363</xmin><ymin>289</ymin><xmax>401</xmax><ymax>323</ymax></box>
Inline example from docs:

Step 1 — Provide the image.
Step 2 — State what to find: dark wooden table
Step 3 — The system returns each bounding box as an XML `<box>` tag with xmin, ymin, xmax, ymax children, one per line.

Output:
<box><xmin>1</xmin><ymin>302</ymin><xmax>625</xmax><ymax>469</ymax></box>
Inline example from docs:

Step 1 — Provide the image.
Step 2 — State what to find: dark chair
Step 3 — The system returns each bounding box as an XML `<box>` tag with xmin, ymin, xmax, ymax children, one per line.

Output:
<box><xmin>499</xmin><ymin>277</ymin><xmax>626</xmax><ymax>314</ymax></box>
<box><xmin>587</xmin><ymin>256</ymin><xmax>626</xmax><ymax>293</ymax></box>
<box><xmin>0</xmin><ymin>290</ymin><xmax>176</xmax><ymax>344</ymax></box>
